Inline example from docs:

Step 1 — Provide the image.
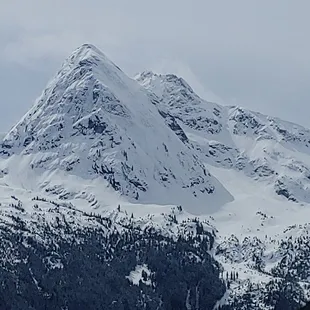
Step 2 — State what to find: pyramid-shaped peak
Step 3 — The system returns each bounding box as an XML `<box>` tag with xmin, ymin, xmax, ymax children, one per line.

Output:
<box><xmin>63</xmin><ymin>43</ymin><xmax>122</xmax><ymax>72</ymax></box>
<box><xmin>39</xmin><ymin>43</ymin><xmax>136</xmax><ymax>108</ymax></box>
<box><xmin>0</xmin><ymin>43</ymin><xmax>233</xmax><ymax>211</ymax></box>
<box><xmin>69</xmin><ymin>43</ymin><xmax>107</xmax><ymax>62</ymax></box>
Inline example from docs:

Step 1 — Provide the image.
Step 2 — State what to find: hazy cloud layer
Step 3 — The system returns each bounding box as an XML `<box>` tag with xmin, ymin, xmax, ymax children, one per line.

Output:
<box><xmin>1</xmin><ymin>0</ymin><xmax>310</xmax><ymax>131</ymax></box>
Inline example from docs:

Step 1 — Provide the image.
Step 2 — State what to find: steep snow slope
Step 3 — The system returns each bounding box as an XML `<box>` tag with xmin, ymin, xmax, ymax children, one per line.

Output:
<box><xmin>0</xmin><ymin>44</ymin><xmax>232</xmax><ymax>214</ymax></box>
<box><xmin>136</xmin><ymin>71</ymin><xmax>310</xmax><ymax>205</ymax></box>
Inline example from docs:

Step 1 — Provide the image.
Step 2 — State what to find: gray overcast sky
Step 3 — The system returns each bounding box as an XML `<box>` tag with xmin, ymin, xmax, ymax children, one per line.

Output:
<box><xmin>1</xmin><ymin>0</ymin><xmax>310</xmax><ymax>132</ymax></box>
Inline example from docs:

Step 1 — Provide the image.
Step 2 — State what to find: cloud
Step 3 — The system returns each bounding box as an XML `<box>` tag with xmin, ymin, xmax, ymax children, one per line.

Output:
<box><xmin>1</xmin><ymin>0</ymin><xmax>310</xmax><ymax>131</ymax></box>
<box><xmin>150</xmin><ymin>58</ymin><xmax>224</xmax><ymax>104</ymax></box>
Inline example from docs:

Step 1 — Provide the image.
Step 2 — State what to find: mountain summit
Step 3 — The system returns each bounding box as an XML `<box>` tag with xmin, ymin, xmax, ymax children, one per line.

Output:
<box><xmin>0</xmin><ymin>44</ymin><xmax>232</xmax><ymax>212</ymax></box>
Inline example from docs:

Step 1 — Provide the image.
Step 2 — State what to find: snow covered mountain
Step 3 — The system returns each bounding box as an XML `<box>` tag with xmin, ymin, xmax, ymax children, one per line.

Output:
<box><xmin>136</xmin><ymin>71</ymin><xmax>310</xmax><ymax>205</ymax></box>
<box><xmin>0</xmin><ymin>44</ymin><xmax>232</xmax><ymax>214</ymax></box>
<box><xmin>1</xmin><ymin>44</ymin><xmax>310</xmax><ymax>309</ymax></box>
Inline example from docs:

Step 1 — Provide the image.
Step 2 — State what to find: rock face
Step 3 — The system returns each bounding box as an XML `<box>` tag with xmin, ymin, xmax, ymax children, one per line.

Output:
<box><xmin>0</xmin><ymin>44</ymin><xmax>232</xmax><ymax>212</ymax></box>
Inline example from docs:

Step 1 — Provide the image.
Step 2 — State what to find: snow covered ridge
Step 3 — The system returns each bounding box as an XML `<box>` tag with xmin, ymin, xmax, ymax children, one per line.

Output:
<box><xmin>136</xmin><ymin>70</ymin><xmax>310</xmax><ymax>205</ymax></box>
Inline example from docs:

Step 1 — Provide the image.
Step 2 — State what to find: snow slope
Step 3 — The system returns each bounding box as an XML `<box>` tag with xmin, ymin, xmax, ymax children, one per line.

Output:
<box><xmin>210</xmin><ymin>166</ymin><xmax>310</xmax><ymax>308</ymax></box>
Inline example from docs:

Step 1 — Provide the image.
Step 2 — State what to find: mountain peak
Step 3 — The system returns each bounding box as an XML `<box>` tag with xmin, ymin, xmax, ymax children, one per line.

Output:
<box><xmin>136</xmin><ymin>71</ymin><xmax>194</xmax><ymax>94</ymax></box>
<box><xmin>76</xmin><ymin>43</ymin><xmax>102</xmax><ymax>53</ymax></box>
<box><xmin>60</xmin><ymin>43</ymin><xmax>123</xmax><ymax>78</ymax></box>
<box><xmin>0</xmin><ymin>44</ymin><xmax>232</xmax><ymax>212</ymax></box>
<box><xmin>65</xmin><ymin>44</ymin><xmax>113</xmax><ymax>67</ymax></box>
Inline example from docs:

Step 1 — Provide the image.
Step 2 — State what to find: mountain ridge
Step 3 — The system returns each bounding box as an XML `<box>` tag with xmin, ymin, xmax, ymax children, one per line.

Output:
<box><xmin>136</xmin><ymin>70</ymin><xmax>310</xmax><ymax>205</ymax></box>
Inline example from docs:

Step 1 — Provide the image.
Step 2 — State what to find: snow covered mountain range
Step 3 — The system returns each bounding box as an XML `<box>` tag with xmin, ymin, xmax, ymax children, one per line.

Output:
<box><xmin>1</xmin><ymin>44</ymin><xmax>310</xmax><ymax>309</ymax></box>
